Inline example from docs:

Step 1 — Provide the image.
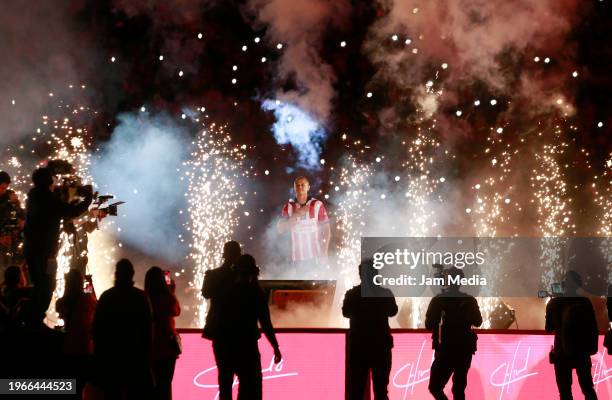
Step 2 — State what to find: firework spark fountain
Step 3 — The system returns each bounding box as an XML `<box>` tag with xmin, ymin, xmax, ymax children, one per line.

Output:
<box><xmin>333</xmin><ymin>104</ymin><xmax>448</xmax><ymax>328</ymax></box>
<box><xmin>184</xmin><ymin>123</ymin><xmax>247</xmax><ymax>327</ymax></box>
<box><xmin>397</xmin><ymin>115</ymin><xmax>446</xmax><ymax>328</ymax></box>
<box><xmin>594</xmin><ymin>154</ymin><xmax>612</xmax><ymax>280</ymax></box>
<box><xmin>470</xmin><ymin>128</ymin><xmax>520</xmax><ymax>327</ymax></box>
<box><xmin>532</xmin><ymin>127</ymin><xmax>573</xmax><ymax>294</ymax></box>
<box><xmin>334</xmin><ymin>152</ymin><xmax>373</xmax><ymax>292</ymax></box>
<box><xmin>47</xmin><ymin>120</ymin><xmax>93</xmax><ymax>325</ymax></box>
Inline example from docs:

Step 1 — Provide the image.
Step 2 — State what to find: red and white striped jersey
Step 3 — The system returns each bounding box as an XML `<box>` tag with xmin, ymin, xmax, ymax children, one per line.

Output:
<box><xmin>281</xmin><ymin>198</ymin><xmax>329</xmax><ymax>262</ymax></box>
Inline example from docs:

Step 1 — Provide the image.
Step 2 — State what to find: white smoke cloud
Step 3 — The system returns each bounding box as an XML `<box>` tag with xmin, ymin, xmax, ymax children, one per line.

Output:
<box><xmin>248</xmin><ymin>0</ymin><xmax>351</xmax><ymax>123</ymax></box>
<box><xmin>261</xmin><ymin>100</ymin><xmax>326</xmax><ymax>170</ymax></box>
<box><xmin>90</xmin><ymin>112</ymin><xmax>189</xmax><ymax>262</ymax></box>
<box><xmin>0</xmin><ymin>0</ymin><xmax>100</xmax><ymax>144</ymax></box>
<box><xmin>366</xmin><ymin>0</ymin><xmax>580</xmax><ymax>90</ymax></box>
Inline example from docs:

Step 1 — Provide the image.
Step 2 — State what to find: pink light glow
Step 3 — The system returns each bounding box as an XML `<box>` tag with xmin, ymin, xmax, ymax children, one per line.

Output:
<box><xmin>173</xmin><ymin>333</ymin><xmax>346</xmax><ymax>400</ymax></box>
<box><xmin>174</xmin><ymin>332</ymin><xmax>612</xmax><ymax>399</ymax></box>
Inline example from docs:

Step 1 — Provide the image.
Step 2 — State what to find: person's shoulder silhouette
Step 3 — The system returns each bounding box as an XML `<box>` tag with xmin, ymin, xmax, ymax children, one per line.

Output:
<box><xmin>202</xmin><ymin>241</ymin><xmax>241</xmax><ymax>300</ymax></box>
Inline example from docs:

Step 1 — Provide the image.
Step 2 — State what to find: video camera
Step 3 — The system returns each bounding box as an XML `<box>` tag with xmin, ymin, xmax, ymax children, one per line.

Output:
<box><xmin>47</xmin><ymin>159</ymin><xmax>125</xmax><ymax>217</ymax></box>
<box><xmin>537</xmin><ymin>283</ymin><xmax>563</xmax><ymax>298</ymax></box>
<box><xmin>93</xmin><ymin>194</ymin><xmax>125</xmax><ymax>217</ymax></box>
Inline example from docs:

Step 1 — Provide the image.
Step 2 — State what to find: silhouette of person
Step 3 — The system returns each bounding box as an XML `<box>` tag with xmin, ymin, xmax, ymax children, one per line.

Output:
<box><xmin>546</xmin><ymin>270</ymin><xmax>598</xmax><ymax>400</ymax></box>
<box><xmin>92</xmin><ymin>259</ymin><xmax>153</xmax><ymax>399</ymax></box>
<box><xmin>23</xmin><ymin>167</ymin><xmax>92</xmax><ymax>326</ymax></box>
<box><xmin>342</xmin><ymin>259</ymin><xmax>398</xmax><ymax>400</ymax></box>
<box><xmin>0</xmin><ymin>265</ymin><xmax>31</xmax><ymax>333</ymax></box>
<box><xmin>56</xmin><ymin>269</ymin><xmax>97</xmax><ymax>397</ymax></box>
<box><xmin>211</xmin><ymin>254</ymin><xmax>282</xmax><ymax>400</ymax></box>
<box><xmin>0</xmin><ymin>171</ymin><xmax>25</xmax><ymax>276</ymax></box>
<box><xmin>606</xmin><ymin>285</ymin><xmax>612</xmax><ymax>355</ymax></box>
<box><xmin>425</xmin><ymin>266</ymin><xmax>482</xmax><ymax>400</ymax></box>
<box><xmin>202</xmin><ymin>241</ymin><xmax>241</xmax><ymax>340</ymax></box>
<box><xmin>607</xmin><ymin>284</ymin><xmax>612</xmax><ymax>323</ymax></box>
<box><xmin>145</xmin><ymin>266</ymin><xmax>181</xmax><ymax>400</ymax></box>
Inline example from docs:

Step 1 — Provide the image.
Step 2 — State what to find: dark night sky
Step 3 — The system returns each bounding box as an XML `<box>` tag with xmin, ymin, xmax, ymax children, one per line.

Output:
<box><xmin>1</xmin><ymin>0</ymin><xmax>610</xmax><ymax>241</ymax></box>
<box><xmin>0</xmin><ymin>0</ymin><xmax>610</xmax><ymax>328</ymax></box>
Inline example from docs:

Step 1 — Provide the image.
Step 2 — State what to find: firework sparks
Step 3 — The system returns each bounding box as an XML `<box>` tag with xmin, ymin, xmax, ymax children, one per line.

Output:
<box><xmin>594</xmin><ymin>154</ymin><xmax>612</xmax><ymax>280</ymax></box>
<box><xmin>334</xmin><ymin>154</ymin><xmax>373</xmax><ymax>291</ymax></box>
<box><xmin>532</xmin><ymin>131</ymin><xmax>573</xmax><ymax>293</ymax></box>
<box><xmin>184</xmin><ymin>124</ymin><xmax>247</xmax><ymax>327</ymax></box>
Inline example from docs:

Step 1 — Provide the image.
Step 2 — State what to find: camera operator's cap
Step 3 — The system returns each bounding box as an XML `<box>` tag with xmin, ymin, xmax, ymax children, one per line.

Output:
<box><xmin>46</xmin><ymin>159</ymin><xmax>75</xmax><ymax>175</ymax></box>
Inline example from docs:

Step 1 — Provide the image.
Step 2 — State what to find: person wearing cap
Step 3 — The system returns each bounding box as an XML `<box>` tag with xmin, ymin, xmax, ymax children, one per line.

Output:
<box><xmin>23</xmin><ymin>167</ymin><xmax>93</xmax><ymax>326</ymax></box>
<box><xmin>211</xmin><ymin>254</ymin><xmax>281</xmax><ymax>400</ymax></box>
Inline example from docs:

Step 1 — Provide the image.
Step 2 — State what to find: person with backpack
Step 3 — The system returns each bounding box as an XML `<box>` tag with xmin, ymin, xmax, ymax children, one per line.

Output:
<box><xmin>546</xmin><ymin>270</ymin><xmax>598</xmax><ymax>400</ymax></box>
<box><xmin>425</xmin><ymin>266</ymin><xmax>482</xmax><ymax>400</ymax></box>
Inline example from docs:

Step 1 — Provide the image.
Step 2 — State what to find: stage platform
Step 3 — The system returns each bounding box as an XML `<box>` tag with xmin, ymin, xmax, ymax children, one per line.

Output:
<box><xmin>173</xmin><ymin>329</ymin><xmax>612</xmax><ymax>399</ymax></box>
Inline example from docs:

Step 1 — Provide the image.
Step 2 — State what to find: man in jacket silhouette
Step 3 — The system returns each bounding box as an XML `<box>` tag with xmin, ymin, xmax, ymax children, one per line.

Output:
<box><xmin>546</xmin><ymin>270</ymin><xmax>598</xmax><ymax>400</ymax></box>
<box><xmin>343</xmin><ymin>259</ymin><xmax>398</xmax><ymax>400</ymax></box>
<box><xmin>425</xmin><ymin>266</ymin><xmax>482</xmax><ymax>400</ymax></box>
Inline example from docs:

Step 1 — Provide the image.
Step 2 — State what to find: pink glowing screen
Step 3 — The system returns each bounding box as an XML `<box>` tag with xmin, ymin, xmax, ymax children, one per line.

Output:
<box><xmin>389</xmin><ymin>333</ymin><xmax>612</xmax><ymax>400</ymax></box>
<box><xmin>173</xmin><ymin>333</ymin><xmax>346</xmax><ymax>400</ymax></box>
<box><xmin>174</xmin><ymin>332</ymin><xmax>612</xmax><ymax>399</ymax></box>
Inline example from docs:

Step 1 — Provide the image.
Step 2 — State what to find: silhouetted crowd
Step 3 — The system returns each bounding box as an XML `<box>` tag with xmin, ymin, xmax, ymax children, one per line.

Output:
<box><xmin>0</xmin><ymin>168</ymin><xmax>181</xmax><ymax>400</ymax></box>
<box><xmin>0</xmin><ymin>166</ymin><xmax>610</xmax><ymax>400</ymax></box>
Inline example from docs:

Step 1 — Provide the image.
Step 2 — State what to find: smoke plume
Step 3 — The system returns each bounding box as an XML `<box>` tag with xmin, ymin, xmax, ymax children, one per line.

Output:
<box><xmin>90</xmin><ymin>112</ymin><xmax>189</xmax><ymax>262</ymax></box>
<box><xmin>0</xmin><ymin>0</ymin><xmax>101</xmax><ymax>144</ymax></box>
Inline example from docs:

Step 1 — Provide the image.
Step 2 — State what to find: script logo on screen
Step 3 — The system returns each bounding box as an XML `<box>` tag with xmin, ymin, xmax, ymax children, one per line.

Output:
<box><xmin>193</xmin><ymin>356</ymin><xmax>298</xmax><ymax>399</ymax></box>
<box><xmin>593</xmin><ymin>350</ymin><xmax>612</xmax><ymax>389</ymax></box>
<box><xmin>173</xmin><ymin>333</ymin><xmax>346</xmax><ymax>400</ymax></box>
<box><xmin>392</xmin><ymin>339</ymin><xmax>433</xmax><ymax>398</ymax></box>
<box><xmin>489</xmin><ymin>340</ymin><xmax>538</xmax><ymax>400</ymax></box>
<box><xmin>176</xmin><ymin>332</ymin><xmax>612</xmax><ymax>400</ymax></box>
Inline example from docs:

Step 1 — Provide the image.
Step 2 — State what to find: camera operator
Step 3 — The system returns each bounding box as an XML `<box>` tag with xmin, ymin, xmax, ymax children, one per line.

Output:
<box><xmin>0</xmin><ymin>171</ymin><xmax>24</xmax><ymax>277</ymax></box>
<box><xmin>24</xmin><ymin>167</ymin><xmax>93</xmax><ymax>327</ymax></box>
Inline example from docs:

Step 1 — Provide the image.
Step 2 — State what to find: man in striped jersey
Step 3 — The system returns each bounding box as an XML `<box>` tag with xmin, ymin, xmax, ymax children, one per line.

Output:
<box><xmin>277</xmin><ymin>176</ymin><xmax>330</xmax><ymax>273</ymax></box>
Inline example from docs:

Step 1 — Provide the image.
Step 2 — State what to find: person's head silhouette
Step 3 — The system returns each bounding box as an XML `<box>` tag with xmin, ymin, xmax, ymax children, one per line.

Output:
<box><xmin>115</xmin><ymin>258</ymin><xmax>135</xmax><ymax>287</ymax></box>
<box><xmin>562</xmin><ymin>270</ymin><xmax>582</xmax><ymax>296</ymax></box>
<box><xmin>222</xmin><ymin>241</ymin><xmax>242</xmax><ymax>265</ymax></box>
<box><xmin>445</xmin><ymin>266</ymin><xmax>464</xmax><ymax>293</ymax></box>
<box><xmin>31</xmin><ymin>167</ymin><xmax>54</xmax><ymax>189</ymax></box>
<box><xmin>0</xmin><ymin>171</ymin><xmax>11</xmax><ymax>196</ymax></box>
<box><xmin>359</xmin><ymin>259</ymin><xmax>378</xmax><ymax>290</ymax></box>
<box><xmin>144</xmin><ymin>266</ymin><xmax>169</xmax><ymax>296</ymax></box>
<box><xmin>3</xmin><ymin>266</ymin><xmax>21</xmax><ymax>289</ymax></box>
